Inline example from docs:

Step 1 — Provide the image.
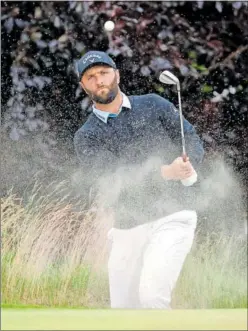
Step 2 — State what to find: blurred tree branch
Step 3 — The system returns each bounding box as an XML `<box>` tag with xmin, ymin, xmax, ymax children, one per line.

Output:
<box><xmin>208</xmin><ymin>45</ymin><xmax>248</xmax><ymax>72</ymax></box>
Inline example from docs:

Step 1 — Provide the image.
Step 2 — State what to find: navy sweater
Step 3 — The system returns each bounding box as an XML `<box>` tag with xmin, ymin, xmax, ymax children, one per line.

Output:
<box><xmin>74</xmin><ymin>93</ymin><xmax>204</xmax><ymax>228</ymax></box>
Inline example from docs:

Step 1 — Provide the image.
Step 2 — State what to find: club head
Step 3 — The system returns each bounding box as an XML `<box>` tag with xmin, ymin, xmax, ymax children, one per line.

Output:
<box><xmin>159</xmin><ymin>70</ymin><xmax>180</xmax><ymax>88</ymax></box>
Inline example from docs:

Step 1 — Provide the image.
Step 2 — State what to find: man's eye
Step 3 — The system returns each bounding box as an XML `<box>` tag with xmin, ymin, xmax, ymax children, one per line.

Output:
<box><xmin>88</xmin><ymin>76</ymin><xmax>93</xmax><ymax>80</ymax></box>
<box><xmin>101</xmin><ymin>71</ymin><xmax>108</xmax><ymax>75</ymax></box>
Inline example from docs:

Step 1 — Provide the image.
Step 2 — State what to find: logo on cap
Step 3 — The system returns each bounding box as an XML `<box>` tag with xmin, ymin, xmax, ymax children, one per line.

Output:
<box><xmin>83</xmin><ymin>54</ymin><xmax>102</xmax><ymax>64</ymax></box>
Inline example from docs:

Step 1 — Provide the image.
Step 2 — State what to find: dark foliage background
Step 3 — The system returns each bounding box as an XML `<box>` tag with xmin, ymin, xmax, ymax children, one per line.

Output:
<box><xmin>1</xmin><ymin>1</ymin><xmax>248</xmax><ymax>199</ymax></box>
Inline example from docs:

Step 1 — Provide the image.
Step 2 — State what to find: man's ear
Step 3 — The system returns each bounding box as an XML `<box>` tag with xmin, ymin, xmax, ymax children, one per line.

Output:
<box><xmin>116</xmin><ymin>70</ymin><xmax>120</xmax><ymax>84</ymax></box>
<box><xmin>79</xmin><ymin>82</ymin><xmax>88</xmax><ymax>94</ymax></box>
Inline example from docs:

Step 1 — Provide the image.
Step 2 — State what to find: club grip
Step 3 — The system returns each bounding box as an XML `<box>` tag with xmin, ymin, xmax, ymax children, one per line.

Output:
<box><xmin>182</xmin><ymin>153</ymin><xmax>187</xmax><ymax>162</ymax></box>
<box><xmin>181</xmin><ymin>171</ymin><xmax>197</xmax><ymax>186</ymax></box>
<box><xmin>181</xmin><ymin>154</ymin><xmax>197</xmax><ymax>186</ymax></box>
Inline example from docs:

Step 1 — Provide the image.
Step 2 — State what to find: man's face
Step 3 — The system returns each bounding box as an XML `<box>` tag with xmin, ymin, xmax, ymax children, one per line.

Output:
<box><xmin>80</xmin><ymin>65</ymin><xmax>120</xmax><ymax>104</ymax></box>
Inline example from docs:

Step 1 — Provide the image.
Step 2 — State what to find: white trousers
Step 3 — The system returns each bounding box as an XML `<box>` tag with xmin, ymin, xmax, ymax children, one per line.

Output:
<box><xmin>107</xmin><ymin>210</ymin><xmax>197</xmax><ymax>309</ymax></box>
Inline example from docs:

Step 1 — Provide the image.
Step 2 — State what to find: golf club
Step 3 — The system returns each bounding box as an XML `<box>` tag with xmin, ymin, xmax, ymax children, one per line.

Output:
<box><xmin>159</xmin><ymin>70</ymin><xmax>197</xmax><ymax>186</ymax></box>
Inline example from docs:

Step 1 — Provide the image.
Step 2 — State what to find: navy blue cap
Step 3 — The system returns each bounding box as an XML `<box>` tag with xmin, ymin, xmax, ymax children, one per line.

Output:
<box><xmin>76</xmin><ymin>51</ymin><xmax>117</xmax><ymax>80</ymax></box>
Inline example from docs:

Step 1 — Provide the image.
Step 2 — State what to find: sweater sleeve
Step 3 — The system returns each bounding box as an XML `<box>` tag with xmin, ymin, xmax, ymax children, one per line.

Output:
<box><xmin>154</xmin><ymin>94</ymin><xmax>204</xmax><ymax>168</ymax></box>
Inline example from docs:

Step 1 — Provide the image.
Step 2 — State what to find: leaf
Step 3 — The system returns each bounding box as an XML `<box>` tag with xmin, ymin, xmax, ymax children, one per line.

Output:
<box><xmin>31</xmin><ymin>32</ymin><xmax>42</xmax><ymax>41</ymax></box>
<box><xmin>54</xmin><ymin>16</ymin><xmax>61</xmax><ymax>28</ymax></box>
<box><xmin>232</xmin><ymin>2</ymin><xmax>242</xmax><ymax>10</ymax></box>
<box><xmin>229</xmin><ymin>86</ymin><xmax>236</xmax><ymax>94</ymax></box>
<box><xmin>21</xmin><ymin>33</ymin><xmax>29</xmax><ymax>42</ymax></box>
<box><xmin>188</xmin><ymin>51</ymin><xmax>197</xmax><ymax>59</ymax></box>
<box><xmin>69</xmin><ymin>1</ymin><xmax>77</xmax><ymax>10</ymax></box>
<box><xmin>201</xmin><ymin>85</ymin><xmax>213</xmax><ymax>93</ymax></box>
<box><xmin>4</xmin><ymin>17</ymin><xmax>14</xmax><ymax>33</ymax></box>
<box><xmin>191</xmin><ymin>63</ymin><xmax>208</xmax><ymax>73</ymax></box>
<box><xmin>156</xmin><ymin>85</ymin><xmax>165</xmax><ymax>93</ymax></box>
<box><xmin>7</xmin><ymin>97</ymin><xmax>14</xmax><ymax>107</ymax></box>
<box><xmin>16</xmin><ymin>81</ymin><xmax>26</xmax><ymax>92</ymax></box>
<box><xmin>33</xmin><ymin>77</ymin><xmax>45</xmax><ymax>90</ymax></box>
<box><xmin>15</xmin><ymin>19</ymin><xmax>28</xmax><ymax>28</ymax></box>
<box><xmin>34</xmin><ymin>7</ymin><xmax>42</xmax><ymax>19</ymax></box>
<box><xmin>58</xmin><ymin>34</ymin><xmax>68</xmax><ymax>43</ymax></box>
<box><xmin>197</xmin><ymin>1</ymin><xmax>204</xmax><ymax>9</ymax></box>
<box><xmin>140</xmin><ymin>66</ymin><xmax>151</xmax><ymax>76</ymax></box>
<box><xmin>215</xmin><ymin>2</ymin><xmax>222</xmax><ymax>13</ymax></box>
<box><xmin>36</xmin><ymin>40</ymin><xmax>47</xmax><ymax>48</ymax></box>
<box><xmin>1</xmin><ymin>15</ymin><xmax>9</xmax><ymax>20</ymax></box>
<box><xmin>179</xmin><ymin>65</ymin><xmax>189</xmax><ymax>76</ymax></box>
<box><xmin>49</xmin><ymin>40</ymin><xmax>58</xmax><ymax>48</ymax></box>
<box><xmin>75</xmin><ymin>42</ymin><xmax>85</xmax><ymax>53</ymax></box>
<box><xmin>150</xmin><ymin>57</ymin><xmax>172</xmax><ymax>71</ymax></box>
<box><xmin>75</xmin><ymin>3</ymin><xmax>83</xmax><ymax>13</ymax></box>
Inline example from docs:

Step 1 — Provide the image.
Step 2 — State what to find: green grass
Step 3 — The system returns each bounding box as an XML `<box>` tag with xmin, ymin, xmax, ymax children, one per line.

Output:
<box><xmin>1</xmin><ymin>256</ymin><xmax>109</xmax><ymax>307</ymax></box>
<box><xmin>2</xmin><ymin>235</ymin><xmax>247</xmax><ymax>309</ymax></box>
<box><xmin>172</xmin><ymin>234</ymin><xmax>247</xmax><ymax>308</ymax></box>
<box><xmin>1</xmin><ymin>183</ymin><xmax>247</xmax><ymax>309</ymax></box>
<box><xmin>1</xmin><ymin>309</ymin><xmax>247</xmax><ymax>330</ymax></box>
<box><xmin>1</xmin><ymin>186</ymin><xmax>111</xmax><ymax>308</ymax></box>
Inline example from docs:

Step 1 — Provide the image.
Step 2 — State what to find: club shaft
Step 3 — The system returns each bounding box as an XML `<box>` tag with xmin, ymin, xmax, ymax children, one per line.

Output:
<box><xmin>177</xmin><ymin>88</ymin><xmax>186</xmax><ymax>158</ymax></box>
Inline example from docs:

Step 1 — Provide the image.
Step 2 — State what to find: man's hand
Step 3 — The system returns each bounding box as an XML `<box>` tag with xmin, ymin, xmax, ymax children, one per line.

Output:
<box><xmin>161</xmin><ymin>157</ymin><xmax>195</xmax><ymax>181</ymax></box>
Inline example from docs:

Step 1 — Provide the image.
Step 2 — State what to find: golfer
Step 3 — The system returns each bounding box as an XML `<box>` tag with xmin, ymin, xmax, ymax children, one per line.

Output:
<box><xmin>74</xmin><ymin>51</ymin><xmax>204</xmax><ymax>309</ymax></box>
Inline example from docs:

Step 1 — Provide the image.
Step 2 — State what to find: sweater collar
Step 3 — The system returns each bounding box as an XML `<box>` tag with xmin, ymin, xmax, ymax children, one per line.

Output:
<box><xmin>92</xmin><ymin>92</ymin><xmax>131</xmax><ymax>123</ymax></box>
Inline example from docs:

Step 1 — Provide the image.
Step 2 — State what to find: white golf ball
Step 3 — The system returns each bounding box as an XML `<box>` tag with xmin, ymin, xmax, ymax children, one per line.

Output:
<box><xmin>104</xmin><ymin>20</ymin><xmax>115</xmax><ymax>32</ymax></box>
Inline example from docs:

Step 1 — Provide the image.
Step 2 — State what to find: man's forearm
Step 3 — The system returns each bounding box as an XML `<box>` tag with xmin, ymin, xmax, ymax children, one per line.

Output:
<box><xmin>185</xmin><ymin>135</ymin><xmax>204</xmax><ymax>169</ymax></box>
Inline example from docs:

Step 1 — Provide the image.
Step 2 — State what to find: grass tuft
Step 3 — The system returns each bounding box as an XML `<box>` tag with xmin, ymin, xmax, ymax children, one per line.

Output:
<box><xmin>1</xmin><ymin>181</ymin><xmax>247</xmax><ymax>308</ymax></box>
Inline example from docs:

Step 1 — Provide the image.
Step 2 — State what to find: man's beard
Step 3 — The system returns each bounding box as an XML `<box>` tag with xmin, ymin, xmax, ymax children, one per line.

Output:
<box><xmin>86</xmin><ymin>75</ymin><xmax>119</xmax><ymax>104</ymax></box>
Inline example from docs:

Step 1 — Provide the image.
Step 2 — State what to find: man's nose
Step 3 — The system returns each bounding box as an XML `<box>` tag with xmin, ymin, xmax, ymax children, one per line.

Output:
<box><xmin>96</xmin><ymin>76</ymin><xmax>104</xmax><ymax>86</ymax></box>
